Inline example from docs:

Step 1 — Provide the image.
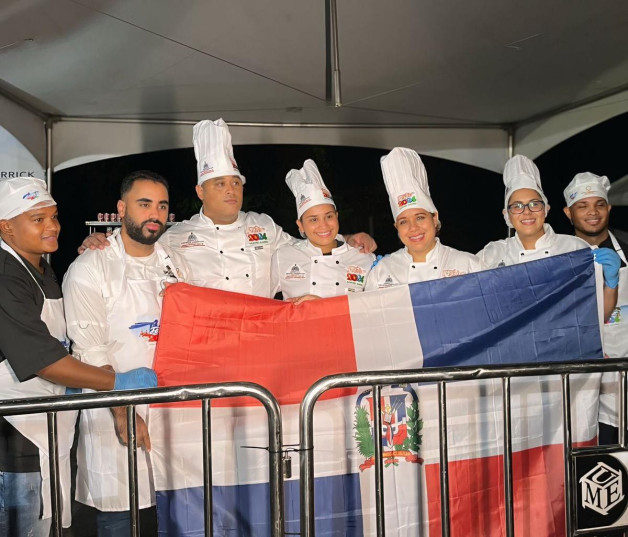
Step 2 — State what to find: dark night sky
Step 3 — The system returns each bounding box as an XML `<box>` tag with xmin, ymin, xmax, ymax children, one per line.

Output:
<box><xmin>51</xmin><ymin>112</ymin><xmax>627</xmax><ymax>278</ymax></box>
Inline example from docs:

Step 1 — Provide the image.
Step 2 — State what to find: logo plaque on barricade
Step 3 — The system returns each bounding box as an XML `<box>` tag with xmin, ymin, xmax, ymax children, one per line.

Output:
<box><xmin>576</xmin><ymin>453</ymin><xmax>628</xmax><ymax>531</ymax></box>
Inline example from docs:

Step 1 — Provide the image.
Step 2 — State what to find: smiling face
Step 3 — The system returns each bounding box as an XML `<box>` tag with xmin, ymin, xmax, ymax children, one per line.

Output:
<box><xmin>195</xmin><ymin>175</ymin><xmax>243</xmax><ymax>225</ymax></box>
<box><xmin>297</xmin><ymin>204</ymin><xmax>339</xmax><ymax>253</ymax></box>
<box><xmin>394</xmin><ymin>208</ymin><xmax>438</xmax><ymax>262</ymax></box>
<box><xmin>506</xmin><ymin>188</ymin><xmax>547</xmax><ymax>248</ymax></box>
<box><xmin>0</xmin><ymin>203</ymin><xmax>60</xmax><ymax>267</ymax></box>
<box><xmin>564</xmin><ymin>196</ymin><xmax>611</xmax><ymax>241</ymax></box>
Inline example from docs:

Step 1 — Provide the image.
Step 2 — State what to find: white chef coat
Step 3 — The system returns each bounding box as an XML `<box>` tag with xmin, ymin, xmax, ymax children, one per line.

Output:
<box><xmin>62</xmin><ymin>229</ymin><xmax>189</xmax><ymax>512</ymax></box>
<box><xmin>271</xmin><ymin>239</ymin><xmax>375</xmax><ymax>299</ymax></box>
<box><xmin>0</xmin><ymin>242</ymin><xmax>77</xmax><ymax>527</ymax></box>
<box><xmin>477</xmin><ymin>224</ymin><xmax>590</xmax><ymax>268</ymax></box>
<box><xmin>161</xmin><ymin>210</ymin><xmax>294</xmax><ymax>297</ymax></box>
<box><xmin>365</xmin><ymin>239</ymin><xmax>484</xmax><ymax>290</ymax></box>
<box><xmin>599</xmin><ymin>231</ymin><xmax>628</xmax><ymax>427</ymax></box>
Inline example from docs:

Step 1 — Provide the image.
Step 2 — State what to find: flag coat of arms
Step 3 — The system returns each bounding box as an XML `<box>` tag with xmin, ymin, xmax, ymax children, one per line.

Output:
<box><xmin>149</xmin><ymin>249</ymin><xmax>603</xmax><ymax>536</ymax></box>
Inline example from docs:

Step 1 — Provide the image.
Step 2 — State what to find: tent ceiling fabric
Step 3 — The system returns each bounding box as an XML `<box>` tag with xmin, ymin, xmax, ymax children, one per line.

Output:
<box><xmin>1</xmin><ymin>0</ymin><xmax>627</xmax><ymax>126</ymax></box>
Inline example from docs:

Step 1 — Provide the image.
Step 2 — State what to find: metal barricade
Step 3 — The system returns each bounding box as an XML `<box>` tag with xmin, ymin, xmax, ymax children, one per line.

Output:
<box><xmin>299</xmin><ymin>359</ymin><xmax>628</xmax><ymax>537</ymax></box>
<box><xmin>0</xmin><ymin>382</ymin><xmax>284</xmax><ymax>537</ymax></box>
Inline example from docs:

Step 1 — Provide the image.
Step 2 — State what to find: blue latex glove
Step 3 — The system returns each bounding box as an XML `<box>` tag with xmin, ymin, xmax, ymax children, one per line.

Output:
<box><xmin>114</xmin><ymin>367</ymin><xmax>158</xmax><ymax>391</ymax></box>
<box><xmin>65</xmin><ymin>387</ymin><xmax>82</xmax><ymax>395</ymax></box>
<box><xmin>593</xmin><ymin>248</ymin><xmax>621</xmax><ymax>288</ymax></box>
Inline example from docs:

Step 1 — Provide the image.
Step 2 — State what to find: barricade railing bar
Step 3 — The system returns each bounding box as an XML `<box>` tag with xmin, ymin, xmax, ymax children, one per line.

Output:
<box><xmin>0</xmin><ymin>382</ymin><xmax>284</xmax><ymax>537</ymax></box>
<box><xmin>299</xmin><ymin>359</ymin><xmax>628</xmax><ymax>537</ymax></box>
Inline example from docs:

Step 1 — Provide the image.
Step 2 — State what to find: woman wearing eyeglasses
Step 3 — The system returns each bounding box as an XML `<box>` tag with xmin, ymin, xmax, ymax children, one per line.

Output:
<box><xmin>477</xmin><ymin>154</ymin><xmax>619</xmax><ymax>319</ymax></box>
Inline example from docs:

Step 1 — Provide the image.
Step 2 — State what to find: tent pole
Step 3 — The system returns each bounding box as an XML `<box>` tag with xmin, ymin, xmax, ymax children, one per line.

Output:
<box><xmin>327</xmin><ymin>0</ymin><xmax>342</xmax><ymax>107</ymax></box>
<box><xmin>45</xmin><ymin>118</ymin><xmax>54</xmax><ymax>194</ymax></box>
<box><xmin>507</xmin><ymin>126</ymin><xmax>514</xmax><ymax>159</ymax></box>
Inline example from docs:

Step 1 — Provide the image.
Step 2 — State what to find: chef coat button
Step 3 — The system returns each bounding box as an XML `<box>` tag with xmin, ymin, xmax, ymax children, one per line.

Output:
<box><xmin>220</xmin><ymin>250</ymin><xmax>223</xmax><ymax>254</ymax></box>
<box><xmin>335</xmin><ymin>282</ymin><xmax>340</xmax><ymax>286</ymax></box>
<box><xmin>544</xmin><ymin>251</ymin><xmax>549</xmax><ymax>254</ymax></box>
<box><xmin>246</xmin><ymin>274</ymin><xmax>249</xmax><ymax>278</ymax></box>
<box><xmin>241</xmin><ymin>248</ymin><xmax>244</xmax><ymax>251</ymax></box>
<box><xmin>520</xmin><ymin>252</ymin><xmax>524</xmax><ymax>256</ymax></box>
<box><xmin>225</xmin><ymin>276</ymin><xmax>229</xmax><ymax>280</ymax></box>
<box><xmin>433</xmin><ymin>266</ymin><xmax>437</xmax><ymax>270</ymax></box>
<box><xmin>216</xmin><ymin>226</ymin><xmax>220</xmax><ymax>230</ymax></box>
<box><xmin>312</xmin><ymin>282</ymin><xmax>317</xmax><ymax>286</ymax></box>
<box><xmin>335</xmin><ymin>260</ymin><xmax>340</xmax><ymax>264</ymax></box>
<box><xmin>412</xmin><ymin>265</ymin><xmax>416</xmax><ymax>269</ymax></box>
<box><xmin>314</xmin><ymin>260</ymin><xmax>318</xmax><ymax>263</ymax></box>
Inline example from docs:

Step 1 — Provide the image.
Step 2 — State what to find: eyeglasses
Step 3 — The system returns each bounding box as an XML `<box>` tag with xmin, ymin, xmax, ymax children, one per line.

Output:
<box><xmin>507</xmin><ymin>200</ymin><xmax>545</xmax><ymax>214</ymax></box>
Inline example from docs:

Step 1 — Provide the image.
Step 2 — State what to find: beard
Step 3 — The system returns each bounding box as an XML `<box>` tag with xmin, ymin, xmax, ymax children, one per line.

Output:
<box><xmin>123</xmin><ymin>214</ymin><xmax>166</xmax><ymax>245</ymax></box>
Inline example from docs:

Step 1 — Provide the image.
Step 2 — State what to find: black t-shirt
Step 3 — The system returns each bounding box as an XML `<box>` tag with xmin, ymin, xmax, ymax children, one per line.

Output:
<box><xmin>0</xmin><ymin>246</ymin><xmax>68</xmax><ymax>472</ymax></box>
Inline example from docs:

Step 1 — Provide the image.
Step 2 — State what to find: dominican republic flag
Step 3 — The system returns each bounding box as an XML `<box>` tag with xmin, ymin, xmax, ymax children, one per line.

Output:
<box><xmin>149</xmin><ymin>248</ymin><xmax>603</xmax><ymax>537</ymax></box>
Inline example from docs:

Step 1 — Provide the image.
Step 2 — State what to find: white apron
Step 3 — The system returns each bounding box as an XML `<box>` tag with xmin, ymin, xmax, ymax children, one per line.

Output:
<box><xmin>599</xmin><ymin>232</ymin><xmax>628</xmax><ymax>427</ymax></box>
<box><xmin>76</xmin><ymin>238</ymin><xmax>174</xmax><ymax>511</ymax></box>
<box><xmin>0</xmin><ymin>242</ymin><xmax>77</xmax><ymax>527</ymax></box>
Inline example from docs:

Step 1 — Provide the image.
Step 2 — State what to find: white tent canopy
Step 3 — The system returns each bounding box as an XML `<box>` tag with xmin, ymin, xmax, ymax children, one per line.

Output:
<box><xmin>1</xmin><ymin>0</ymin><xmax>627</xmax><ymax>175</ymax></box>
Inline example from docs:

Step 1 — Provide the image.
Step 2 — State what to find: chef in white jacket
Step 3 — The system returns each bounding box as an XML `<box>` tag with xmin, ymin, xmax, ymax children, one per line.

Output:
<box><xmin>270</xmin><ymin>159</ymin><xmax>375</xmax><ymax>302</ymax></box>
<box><xmin>563</xmin><ymin>172</ymin><xmax>627</xmax><ymax>443</ymax></box>
<box><xmin>63</xmin><ymin>171</ymin><xmax>189</xmax><ymax>536</ymax></box>
<box><xmin>366</xmin><ymin>147</ymin><xmax>483</xmax><ymax>290</ymax></box>
<box><xmin>81</xmin><ymin>119</ymin><xmax>376</xmax><ymax>297</ymax></box>
<box><xmin>477</xmin><ymin>155</ymin><xmax>619</xmax><ymax>321</ymax></box>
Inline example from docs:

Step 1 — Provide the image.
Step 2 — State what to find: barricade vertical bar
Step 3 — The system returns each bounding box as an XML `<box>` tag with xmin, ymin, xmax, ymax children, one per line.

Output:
<box><xmin>502</xmin><ymin>377</ymin><xmax>514</xmax><ymax>537</ymax></box>
<box><xmin>437</xmin><ymin>381</ymin><xmax>450</xmax><ymax>537</ymax></box>
<box><xmin>300</xmin><ymin>397</ymin><xmax>315</xmax><ymax>537</ymax></box>
<box><xmin>47</xmin><ymin>411</ymin><xmax>62</xmax><ymax>537</ymax></box>
<box><xmin>620</xmin><ymin>371</ymin><xmax>626</xmax><ymax>448</ymax></box>
<box><xmin>372</xmin><ymin>385</ymin><xmax>385</xmax><ymax>537</ymax></box>
<box><xmin>561</xmin><ymin>374</ymin><xmax>574</xmax><ymax>537</ymax></box>
<box><xmin>202</xmin><ymin>398</ymin><xmax>213</xmax><ymax>537</ymax></box>
<box><xmin>126</xmin><ymin>405</ymin><xmax>140</xmax><ymax>537</ymax></box>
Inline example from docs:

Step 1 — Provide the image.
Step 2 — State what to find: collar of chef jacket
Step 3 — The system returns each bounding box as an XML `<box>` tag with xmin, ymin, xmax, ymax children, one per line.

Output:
<box><xmin>401</xmin><ymin>237</ymin><xmax>442</xmax><ymax>264</ymax></box>
<box><xmin>513</xmin><ymin>223</ymin><xmax>556</xmax><ymax>251</ymax></box>
<box><xmin>302</xmin><ymin>239</ymin><xmax>349</xmax><ymax>256</ymax></box>
<box><xmin>197</xmin><ymin>208</ymin><xmax>246</xmax><ymax>230</ymax></box>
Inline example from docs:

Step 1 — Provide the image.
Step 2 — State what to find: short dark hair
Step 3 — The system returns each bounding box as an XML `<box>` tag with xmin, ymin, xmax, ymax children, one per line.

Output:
<box><xmin>120</xmin><ymin>170</ymin><xmax>169</xmax><ymax>198</ymax></box>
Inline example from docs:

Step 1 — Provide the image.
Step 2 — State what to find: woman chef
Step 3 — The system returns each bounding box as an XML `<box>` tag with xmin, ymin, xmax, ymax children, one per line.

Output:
<box><xmin>366</xmin><ymin>147</ymin><xmax>484</xmax><ymax>290</ymax></box>
<box><xmin>270</xmin><ymin>159</ymin><xmax>375</xmax><ymax>303</ymax></box>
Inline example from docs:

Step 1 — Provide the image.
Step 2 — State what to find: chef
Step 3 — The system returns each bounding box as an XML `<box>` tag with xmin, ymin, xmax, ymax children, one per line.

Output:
<box><xmin>366</xmin><ymin>147</ymin><xmax>483</xmax><ymax>290</ymax></box>
<box><xmin>477</xmin><ymin>155</ymin><xmax>619</xmax><ymax>320</ymax></box>
<box><xmin>270</xmin><ymin>159</ymin><xmax>375</xmax><ymax>303</ymax></box>
<box><xmin>80</xmin><ymin>119</ymin><xmax>376</xmax><ymax>297</ymax></box>
<box><xmin>563</xmin><ymin>172</ymin><xmax>627</xmax><ymax>443</ymax></box>
<box><xmin>0</xmin><ymin>177</ymin><xmax>157</xmax><ymax>537</ymax></box>
<box><xmin>62</xmin><ymin>171</ymin><xmax>188</xmax><ymax>536</ymax></box>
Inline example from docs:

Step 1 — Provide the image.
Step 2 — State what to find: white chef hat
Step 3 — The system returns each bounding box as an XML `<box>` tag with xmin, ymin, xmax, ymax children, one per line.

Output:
<box><xmin>563</xmin><ymin>172</ymin><xmax>611</xmax><ymax>207</ymax></box>
<box><xmin>381</xmin><ymin>147</ymin><xmax>436</xmax><ymax>221</ymax></box>
<box><xmin>0</xmin><ymin>177</ymin><xmax>56</xmax><ymax>221</ymax></box>
<box><xmin>193</xmin><ymin>119</ymin><xmax>246</xmax><ymax>185</ymax></box>
<box><xmin>502</xmin><ymin>155</ymin><xmax>548</xmax><ymax>227</ymax></box>
<box><xmin>286</xmin><ymin>160</ymin><xmax>335</xmax><ymax>218</ymax></box>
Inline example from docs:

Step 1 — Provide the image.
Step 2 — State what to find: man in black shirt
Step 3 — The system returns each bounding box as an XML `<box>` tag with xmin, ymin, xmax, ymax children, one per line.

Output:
<box><xmin>563</xmin><ymin>172</ymin><xmax>628</xmax><ymax>446</ymax></box>
<box><xmin>0</xmin><ymin>177</ymin><xmax>158</xmax><ymax>536</ymax></box>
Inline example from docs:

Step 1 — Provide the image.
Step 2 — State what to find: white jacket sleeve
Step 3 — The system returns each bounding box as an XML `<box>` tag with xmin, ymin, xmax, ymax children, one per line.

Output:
<box><xmin>62</xmin><ymin>260</ymin><xmax>111</xmax><ymax>367</ymax></box>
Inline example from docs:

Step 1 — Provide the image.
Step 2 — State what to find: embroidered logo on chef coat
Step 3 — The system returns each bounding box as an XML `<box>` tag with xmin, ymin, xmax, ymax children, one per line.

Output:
<box><xmin>200</xmin><ymin>162</ymin><xmax>214</xmax><ymax>178</ymax></box>
<box><xmin>397</xmin><ymin>192</ymin><xmax>416</xmax><ymax>208</ymax></box>
<box><xmin>379</xmin><ymin>275</ymin><xmax>395</xmax><ymax>289</ymax></box>
<box><xmin>129</xmin><ymin>320</ymin><xmax>160</xmax><ymax>342</ymax></box>
<box><xmin>246</xmin><ymin>226</ymin><xmax>269</xmax><ymax>246</ymax></box>
<box><xmin>346</xmin><ymin>265</ymin><xmax>366</xmax><ymax>287</ymax></box>
<box><xmin>442</xmin><ymin>269</ymin><xmax>466</xmax><ymax>278</ymax></box>
<box><xmin>22</xmin><ymin>190</ymin><xmax>40</xmax><ymax>201</ymax></box>
<box><xmin>181</xmin><ymin>232</ymin><xmax>205</xmax><ymax>248</ymax></box>
<box><xmin>285</xmin><ymin>264</ymin><xmax>306</xmax><ymax>280</ymax></box>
